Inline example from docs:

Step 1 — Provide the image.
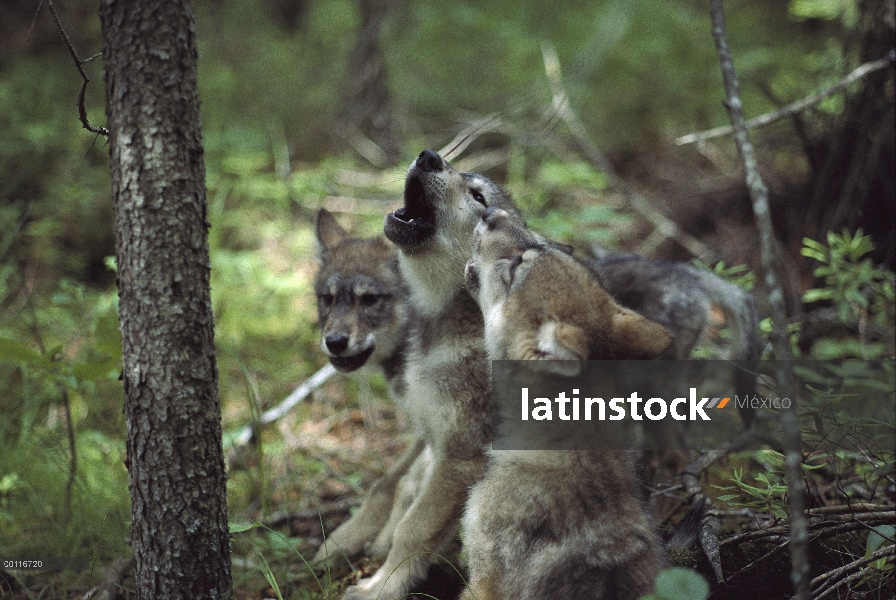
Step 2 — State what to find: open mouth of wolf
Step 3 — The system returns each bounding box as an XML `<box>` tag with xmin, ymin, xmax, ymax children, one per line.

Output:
<box><xmin>328</xmin><ymin>346</ymin><xmax>375</xmax><ymax>372</ymax></box>
<box><xmin>384</xmin><ymin>173</ymin><xmax>437</xmax><ymax>248</ymax></box>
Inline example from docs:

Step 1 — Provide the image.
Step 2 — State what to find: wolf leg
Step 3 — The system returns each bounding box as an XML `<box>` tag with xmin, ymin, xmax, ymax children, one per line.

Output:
<box><xmin>314</xmin><ymin>437</ymin><xmax>425</xmax><ymax>564</ymax></box>
<box><xmin>367</xmin><ymin>444</ymin><xmax>433</xmax><ymax>556</ymax></box>
<box><xmin>341</xmin><ymin>455</ymin><xmax>483</xmax><ymax>600</ymax></box>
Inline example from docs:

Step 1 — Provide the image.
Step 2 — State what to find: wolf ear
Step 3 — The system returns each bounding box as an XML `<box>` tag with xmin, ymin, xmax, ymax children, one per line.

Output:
<box><xmin>315</xmin><ymin>209</ymin><xmax>348</xmax><ymax>258</ymax></box>
<box><xmin>531</xmin><ymin>231</ymin><xmax>575</xmax><ymax>256</ymax></box>
<box><xmin>531</xmin><ymin>321</ymin><xmax>588</xmax><ymax>377</ymax></box>
<box><xmin>608</xmin><ymin>305</ymin><xmax>672</xmax><ymax>359</ymax></box>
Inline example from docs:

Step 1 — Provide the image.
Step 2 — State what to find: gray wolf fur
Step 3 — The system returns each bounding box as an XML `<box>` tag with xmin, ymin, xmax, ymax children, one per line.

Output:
<box><xmin>585</xmin><ymin>249</ymin><xmax>760</xmax><ymax>362</ymax></box>
<box><xmin>461</xmin><ymin>206</ymin><xmax>670</xmax><ymax>600</ymax></box>
<box><xmin>333</xmin><ymin>149</ymin><xmax>522</xmax><ymax>600</ymax></box>
<box><xmin>585</xmin><ymin>250</ymin><xmax>760</xmax><ymax>428</ymax></box>
<box><xmin>314</xmin><ymin>208</ymin><xmax>411</xmax><ymax>380</ymax></box>
<box><xmin>313</xmin><ymin>209</ymin><xmax>429</xmax><ymax>563</ymax></box>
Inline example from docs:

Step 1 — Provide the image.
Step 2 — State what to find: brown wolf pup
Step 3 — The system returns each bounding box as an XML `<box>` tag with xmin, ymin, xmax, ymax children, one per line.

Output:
<box><xmin>460</xmin><ymin>206</ymin><xmax>671</xmax><ymax>600</ymax></box>
<box><xmin>313</xmin><ymin>208</ymin><xmax>429</xmax><ymax>563</ymax></box>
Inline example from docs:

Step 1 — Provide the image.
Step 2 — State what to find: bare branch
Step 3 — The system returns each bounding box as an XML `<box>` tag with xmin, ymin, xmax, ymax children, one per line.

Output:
<box><xmin>676</xmin><ymin>51</ymin><xmax>896</xmax><ymax>146</ymax></box>
<box><xmin>231</xmin><ymin>363</ymin><xmax>337</xmax><ymax>447</ymax></box>
<box><xmin>261</xmin><ymin>498</ymin><xmax>361</xmax><ymax>529</ymax></box>
<box><xmin>720</xmin><ymin>510</ymin><xmax>896</xmax><ymax>547</ymax></box>
<box><xmin>811</xmin><ymin>544</ymin><xmax>895</xmax><ymax>599</ymax></box>
<box><xmin>540</xmin><ymin>42</ymin><xmax>718</xmax><ymax>262</ymax></box>
<box><xmin>439</xmin><ymin>113</ymin><xmax>504</xmax><ymax>162</ymax></box>
<box><xmin>45</xmin><ymin>0</ymin><xmax>108</xmax><ymax>137</ymax></box>
<box><xmin>708</xmin><ymin>2</ymin><xmax>807</xmax><ymax>598</ymax></box>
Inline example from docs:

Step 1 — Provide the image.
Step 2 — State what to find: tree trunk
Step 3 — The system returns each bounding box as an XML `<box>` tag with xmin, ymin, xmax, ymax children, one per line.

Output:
<box><xmin>100</xmin><ymin>1</ymin><xmax>232</xmax><ymax>598</ymax></box>
<box><xmin>330</xmin><ymin>0</ymin><xmax>401</xmax><ymax>165</ymax></box>
<box><xmin>807</xmin><ymin>0</ymin><xmax>895</xmax><ymax>266</ymax></box>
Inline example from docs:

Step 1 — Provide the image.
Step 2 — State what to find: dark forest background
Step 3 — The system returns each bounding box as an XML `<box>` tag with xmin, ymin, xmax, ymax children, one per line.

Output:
<box><xmin>0</xmin><ymin>0</ymin><xmax>893</xmax><ymax>598</ymax></box>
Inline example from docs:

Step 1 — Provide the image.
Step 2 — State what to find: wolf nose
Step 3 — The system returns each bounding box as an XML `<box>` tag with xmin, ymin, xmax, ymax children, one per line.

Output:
<box><xmin>482</xmin><ymin>206</ymin><xmax>507</xmax><ymax>227</ymax></box>
<box><xmin>416</xmin><ymin>149</ymin><xmax>444</xmax><ymax>172</ymax></box>
<box><xmin>325</xmin><ymin>334</ymin><xmax>349</xmax><ymax>354</ymax></box>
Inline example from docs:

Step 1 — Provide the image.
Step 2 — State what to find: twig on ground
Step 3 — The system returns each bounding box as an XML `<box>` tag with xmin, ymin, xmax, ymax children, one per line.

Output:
<box><xmin>539</xmin><ymin>42</ymin><xmax>717</xmax><ymax>262</ymax></box>
<box><xmin>816</xmin><ymin>549</ymin><xmax>896</xmax><ymax>600</ymax></box>
<box><xmin>262</xmin><ymin>498</ymin><xmax>362</xmax><ymax>529</ymax></box>
<box><xmin>45</xmin><ymin>0</ymin><xmax>108</xmax><ymax>137</ymax></box>
<box><xmin>722</xmin><ymin>537</ymin><xmax>791</xmax><ymax>585</ymax></box>
<box><xmin>708</xmin><ymin>2</ymin><xmax>806</xmax><ymax>598</ymax></box>
<box><xmin>807</xmin><ymin>503</ymin><xmax>895</xmax><ymax>516</ymax></box>
<box><xmin>232</xmin><ymin>364</ymin><xmax>338</xmax><ymax>447</ymax></box>
<box><xmin>811</xmin><ymin>544</ymin><xmax>895</xmax><ymax>598</ymax></box>
<box><xmin>721</xmin><ymin>509</ymin><xmax>896</xmax><ymax>547</ymax></box>
<box><xmin>676</xmin><ymin>51</ymin><xmax>896</xmax><ymax>146</ymax></box>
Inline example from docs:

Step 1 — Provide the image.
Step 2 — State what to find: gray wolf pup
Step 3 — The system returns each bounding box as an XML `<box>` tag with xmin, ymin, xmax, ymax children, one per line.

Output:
<box><xmin>314</xmin><ymin>208</ymin><xmax>410</xmax><ymax>378</ymax></box>
<box><xmin>461</xmin><ymin>206</ymin><xmax>670</xmax><ymax>600</ymax></box>
<box><xmin>586</xmin><ymin>250</ymin><xmax>760</xmax><ymax>361</ymax></box>
<box><xmin>585</xmin><ymin>251</ymin><xmax>760</xmax><ymax>428</ymax></box>
<box><xmin>334</xmin><ymin>150</ymin><xmax>522</xmax><ymax>600</ymax></box>
<box><xmin>313</xmin><ymin>208</ymin><xmax>428</xmax><ymax>563</ymax></box>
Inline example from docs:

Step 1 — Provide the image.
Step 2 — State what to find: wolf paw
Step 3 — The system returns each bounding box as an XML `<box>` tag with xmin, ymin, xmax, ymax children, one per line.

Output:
<box><xmin>341</xmin><ymin>579</ymin><xmax>377</xmax><ymax>600</ymax></box>
<box><xmin>341</xmin><ymin>575</ymin><xmax>406</xmax><ymax>600</ymax></box>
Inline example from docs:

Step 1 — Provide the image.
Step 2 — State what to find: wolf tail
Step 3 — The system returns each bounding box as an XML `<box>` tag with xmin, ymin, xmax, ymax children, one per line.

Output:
<box><xmin>689</xmin><ymin>267</ymin><xmax>761</xmax><ymax>362</ymax></box>
<box><xmin>690</xmin><ymin>266</ymin><xmax>761</xmax><ymax>426</ymax></box>
<box><xmin>665</xmin><ymin>496</ymin><xmax>708</xmax><ymax>550</ymax></box>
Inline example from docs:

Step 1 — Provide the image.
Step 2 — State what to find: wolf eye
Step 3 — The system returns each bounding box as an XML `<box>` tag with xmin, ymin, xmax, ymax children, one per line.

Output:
<box><xmin>470</xmin><ymin>189</ymin><xmax>486</xmax><ymax>206</ymax></box>
<box><xmin>318</xmin><ymin>293</ymin><xmax>334</xmax><ymax>305</ymax></box>
<box><xmin>360</xmin><ymin>294</ymin><xmax>384</xmax><ymax>307</ymax></box>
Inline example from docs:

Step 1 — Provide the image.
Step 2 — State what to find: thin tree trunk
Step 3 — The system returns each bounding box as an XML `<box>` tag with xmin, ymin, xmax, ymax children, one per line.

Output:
<box><xmin>100</xmin><ymin>1</ymin><xmax>232</xmax><ymax>597</ymax></box>
<box><xmin>709</xmin><ymin>3</ymin><xmax>808</xmax><ymax>600</ymax></box>
<box><xmin>330</xmin><ymin>0</ymin><xmax>401</xmax><ymax>166</ymax></box>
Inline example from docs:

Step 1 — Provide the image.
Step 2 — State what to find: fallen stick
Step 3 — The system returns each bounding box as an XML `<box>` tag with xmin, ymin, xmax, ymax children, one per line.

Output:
<box><xmin>232</xmin><ymin>364</ymin><xmax>338</xmax><ymax>446</ymax></box>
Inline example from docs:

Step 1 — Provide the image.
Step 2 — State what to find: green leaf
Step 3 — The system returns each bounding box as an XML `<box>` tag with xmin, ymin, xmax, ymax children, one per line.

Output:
<box><xmin>72</xmin><ymin>359</ymin><xmax>120</xmax><ymax>383</ymax></box>
<box><xmin>770</xmin><ymin>506</ymin><xmax>789</xmax><ymax>519</ymax></box>
<box><xmin>865</xmin><ymin>525</ymin><xmax>895</xmax><ymax>557</ymax></box>
<box><xmin>653</xmin><ymin>567</ymin><xmax>709</xmax><ymax>600</ymax></box>
<box><xmin>802</xmin><ymin>288</ymin><xmax>834</xmax><ymax>303</ymax></box>
<box><xmin>229</xmin><ymin>521</ymin><xmax>260</xmax><ymax>534</ymax></box>
<box><xmin>0</xmin><ymin>337</ymin><xmax>51</xmax><ymax>367</ymax></box>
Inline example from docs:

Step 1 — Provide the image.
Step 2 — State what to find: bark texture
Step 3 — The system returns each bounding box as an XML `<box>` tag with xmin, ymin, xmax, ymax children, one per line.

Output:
<box><xmin>100</xmin><ymin>1</ymin><xmax>232</xmax><ymax>597</ymax></box>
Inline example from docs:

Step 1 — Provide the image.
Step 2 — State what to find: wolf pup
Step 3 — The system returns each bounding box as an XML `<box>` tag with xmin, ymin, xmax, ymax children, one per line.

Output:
<box><xmin>585</xmin><ymin>249</ymin><xmax>760</xmax><ymax>431</ymax></box>
<box><xmin>313</xmin><ymin>208</ymin><xmax>428</xmax><ymax>563</ymax></box>
<box><xmin>332</xmin><ymin>150</ymin><xmax>522</xmax><ymax>600</ymax></box>
<box><xmin>461</xmin><ymin>206</ymin><xmax>670</xmax><ymax>600</ymax></box>
<box><xmin>586</xmin><ymin>249</ymin><xmax>759</xmax><ymax>361</ymax></box>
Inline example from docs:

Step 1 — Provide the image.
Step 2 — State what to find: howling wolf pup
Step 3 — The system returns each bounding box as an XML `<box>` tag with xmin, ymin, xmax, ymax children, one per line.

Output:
<box><xmin>333</xmin><ymin>150</ymin><xmax>524</xmax><ymax>600</ymax></box>
<box><xmin>461</xmin><ymin>206</ymin><xmax>671</xmax><ymax>600</ymax></box>
<box><xmin>313</xmin><ymin>209</ymin><xmax>429</xmax><ymax>563</ymax></box>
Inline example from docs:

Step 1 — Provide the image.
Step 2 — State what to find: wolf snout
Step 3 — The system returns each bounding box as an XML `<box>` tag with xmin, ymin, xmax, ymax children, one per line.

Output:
<box><xmin>325</xmin><ymin>333</ymin><xmax>350</xmax><ymax>354</ymax></box>
<box><xmin>415</xmin><ymin>149</ymin><xmax>444</xmax><ymax>172</ymax></box>
<box><xmin>482</xmin><ymin>206</ymin><xmax>510</xmax><ymax>228</ymax></box>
